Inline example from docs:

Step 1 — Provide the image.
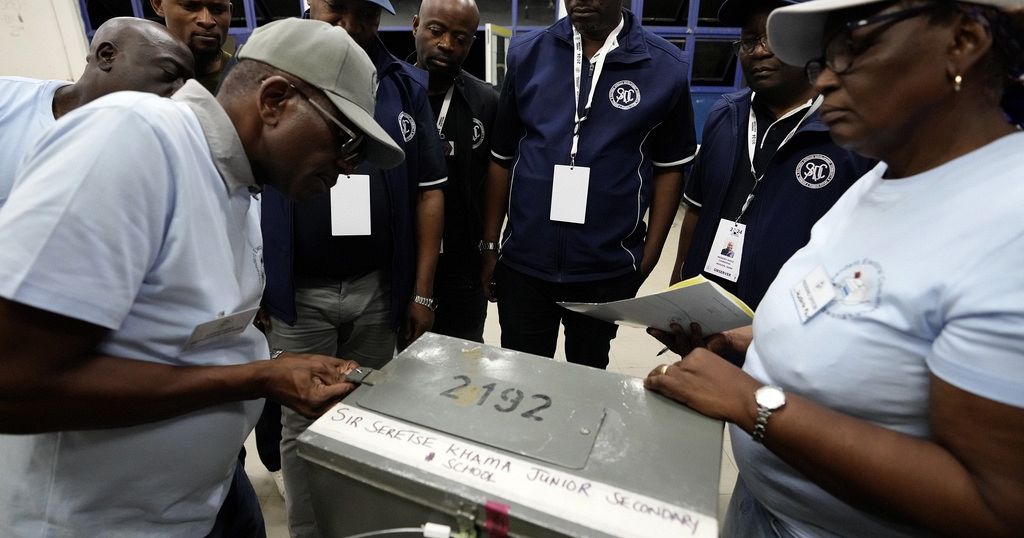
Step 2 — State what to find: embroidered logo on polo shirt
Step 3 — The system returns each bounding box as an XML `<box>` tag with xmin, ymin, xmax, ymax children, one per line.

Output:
<box><xmin>609</xmin><ymin>80</ymin><xmax>641</xmax><ymax>110</ymax></box>
<box><xmin>398</xmin><ymin>111</ymin><xmax>416</xmax><ymax>142</ymax></box>
<box><xmin>472</xmin><ymin>118</ymin><xmax>486</xmax><ymax>149</ymax></box>
<box><xmin>796</xmin><ymin>154</ymin><xmax>836</xmax><ymax>189</ymax></box>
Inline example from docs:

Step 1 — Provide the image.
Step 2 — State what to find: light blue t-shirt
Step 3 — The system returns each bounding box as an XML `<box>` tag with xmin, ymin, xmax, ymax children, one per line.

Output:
<box><xmin>0</xmin><ymin>76</ymin><xmax>72</xmax><ymax>206</ymax></box>
<box><xmin>0</xmin><ymin>81</ymin><xmax>268</xmax><ymax>536</ymax></box>
<box><xmin>732</xmin><ymin>132</ymin><xmax>1024</xmax><ymax>538</ymax></box>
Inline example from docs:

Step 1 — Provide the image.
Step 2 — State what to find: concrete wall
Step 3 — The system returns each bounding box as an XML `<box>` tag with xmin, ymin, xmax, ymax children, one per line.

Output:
<box><xmin>0</xmin><ymin>0</ymin><xmax>88</xmax><ymax>81</ymax></box>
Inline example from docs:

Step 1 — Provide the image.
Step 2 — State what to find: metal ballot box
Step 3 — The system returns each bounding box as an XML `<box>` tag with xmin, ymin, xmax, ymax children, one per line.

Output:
<box><xmin>298</xmin><ymin>333</ymin><xmax>722</xmax><ymax>538</ymax></box>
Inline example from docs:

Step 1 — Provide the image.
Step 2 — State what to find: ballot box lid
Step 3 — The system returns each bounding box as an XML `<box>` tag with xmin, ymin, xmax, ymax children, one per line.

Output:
<box><xmin>298</xmin><ymin>333</ymin><xmax>723</xmax><ymax>538</ymax></box>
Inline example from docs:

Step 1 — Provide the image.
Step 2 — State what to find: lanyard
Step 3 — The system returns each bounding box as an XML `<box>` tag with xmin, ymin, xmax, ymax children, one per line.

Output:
<box><xmin>435</xmin><ymin>85</ymin><xmax>455</xmax><ymax>140</ymax></box>
<box><xmin>735</xmin><ymin>93</ymin><xmax>822</xmax><ymax>223</ymax></box>
<box><xmin>569</xmin><ymin>17</ymin><xmax>623</xmax><ymax>166</ymax></box>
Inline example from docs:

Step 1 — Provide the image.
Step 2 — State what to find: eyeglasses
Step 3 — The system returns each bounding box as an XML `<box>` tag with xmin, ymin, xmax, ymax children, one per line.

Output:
<box><xmin>732</xmin><ymin>35</ymin><xmax>769</xmax><ymax>56</ymax></box>
<box><xmin>804</xmin><ymin>4</ymin><xmax>933</xmax><ymax>85</ymax></box>
<box><xmin>288</xmin><ymin>83</ymin><xmax>365</xmax><ymax>165</ymax></box>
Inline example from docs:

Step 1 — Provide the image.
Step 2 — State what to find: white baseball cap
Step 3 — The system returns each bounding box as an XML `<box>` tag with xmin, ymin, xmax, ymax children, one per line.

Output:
<box><xmin>767</xmin><ymin>0</ymin><xmax>1024</xmax><ymax>67</ymax></box>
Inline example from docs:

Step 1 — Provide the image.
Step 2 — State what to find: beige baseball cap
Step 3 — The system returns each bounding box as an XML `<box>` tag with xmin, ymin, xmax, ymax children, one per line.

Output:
<box><xmin>238</xmin><ymin>18</ymin><xmax>405</xmax><ymax>169</ymax></box>
<box><xmin>767</xmin><ymin>0</ymin><xmax>1024</xmax><ymax>68</ymax></box>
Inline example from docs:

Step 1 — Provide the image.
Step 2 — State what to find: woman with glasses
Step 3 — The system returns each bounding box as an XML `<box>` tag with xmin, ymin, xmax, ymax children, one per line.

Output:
<box><xmin>646</xmin><ymin>1</ymin><xmax>1024</xmax><ymax>536</ymax></box>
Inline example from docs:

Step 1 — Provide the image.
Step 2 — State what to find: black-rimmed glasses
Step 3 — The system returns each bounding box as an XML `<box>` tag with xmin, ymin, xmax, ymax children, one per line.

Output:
<box><xmin>288</xmin><ymin>83</ymin><xmax>365</xmax><ymax>165</ymax></box>
<box><xmin>804</xmin><ymin>4</ymin><xmax>934</xmax><ymax>85</ymax></box>
<box><xmin>732</xmin><ymin>35</ymin><xmax>769</xmax><ymax>56</ymax></box>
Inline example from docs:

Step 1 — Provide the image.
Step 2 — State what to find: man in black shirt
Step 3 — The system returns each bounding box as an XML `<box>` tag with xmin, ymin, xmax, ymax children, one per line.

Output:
<box><xmin>151</xmin><ymin>0</ymin><xmax>232</xmax><ymax>93</ymax></box>
<box><xmin>413</xmin><ymin>0</ymin><xmax>498</xmax><ymax>342</ymax></box>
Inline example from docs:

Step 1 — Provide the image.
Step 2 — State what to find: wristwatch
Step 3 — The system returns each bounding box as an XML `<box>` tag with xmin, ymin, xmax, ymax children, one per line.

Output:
<box><xmin>270</xmin><ymin>349</ymin><xmax>286</xmax><ymax>360</ymax></box>
<box><xmin>752</xmin><ymin>385</ymin><xmax>786</xmax><ymax>443</ymax></box>
<box><xmin>412</xmin><ymin>294</ymin><xmax>438</xmax><ymax>312</ymax></box>
<box><xmin>478</xmin><ymin>240</ymin><xmax>500</xmax><ymax>253</ymax></box>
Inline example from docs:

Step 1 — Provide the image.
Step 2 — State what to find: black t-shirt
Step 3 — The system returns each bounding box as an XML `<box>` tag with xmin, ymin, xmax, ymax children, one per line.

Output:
<box><xmin>430</xmin><ymin>91</ymin><xmax>473</xmax><ymax>258</ymax></box>
<box><xmin>426</xmin><ymin>73</ymin><xmax>499</xmax><ymax>279</ymax></box>
<box><xmin>292</xmin><ymin>163</ymin><xmax>393</xmax><ymax>280</ymax></box>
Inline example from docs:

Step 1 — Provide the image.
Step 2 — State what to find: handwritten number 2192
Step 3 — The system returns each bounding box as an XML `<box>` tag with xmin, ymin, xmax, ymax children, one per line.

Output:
<box><xmin>439</xmin><ymin>375</ymin><xmax>552</xmax><ymax>421</ymax></box>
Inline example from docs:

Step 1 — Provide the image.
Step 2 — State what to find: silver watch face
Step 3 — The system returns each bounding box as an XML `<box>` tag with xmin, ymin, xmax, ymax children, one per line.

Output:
<box><xmin>755</xmin><ymin>385</ymin><xmax>786</xmax><ymax>410</ymax></box>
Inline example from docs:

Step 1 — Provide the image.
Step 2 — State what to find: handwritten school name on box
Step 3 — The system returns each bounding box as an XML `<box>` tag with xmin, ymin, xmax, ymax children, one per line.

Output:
<box><xmin>308</xmin><ymin>404</ymin><xmax>716</xmax><ymax>538</ymax></box>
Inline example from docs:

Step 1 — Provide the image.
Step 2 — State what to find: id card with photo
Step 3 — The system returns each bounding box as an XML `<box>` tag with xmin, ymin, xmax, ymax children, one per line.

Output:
<box><xmin>703</xmin><ymin>219</ymin><xmax>746</xmax><ymax>282</ymax></box>
<box><xmin>791</xmin><ymin>265</ymin><xmax>836</xmax><ymax>323</ymax></box>
<box><xmin>331</xmin><ymin>174</ymin><xmax>372</xmax><ymax>236</ymax></box>
<box><xmin>550</xmin><ymin>165</ymin><xmax>590</xmax><ymax>224</ymax></box>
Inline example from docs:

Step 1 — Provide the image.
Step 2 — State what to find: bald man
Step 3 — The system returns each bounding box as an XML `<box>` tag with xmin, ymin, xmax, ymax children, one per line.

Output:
<box><xmin>412</xmin><ymin>0</ymin><xmax>498</xmax><ymax>342</ymax></box>
<box><xmin>0</xmin><ymin>17</ymin><xmax>194</xmax><ymax>206</ymax></box>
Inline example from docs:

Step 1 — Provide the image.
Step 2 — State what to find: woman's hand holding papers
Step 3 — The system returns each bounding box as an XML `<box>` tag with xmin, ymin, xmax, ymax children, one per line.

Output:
<box><xmin>647</xmin><ymin>322</ymin><xmax>752</xmax><ymax>357</ymax></box>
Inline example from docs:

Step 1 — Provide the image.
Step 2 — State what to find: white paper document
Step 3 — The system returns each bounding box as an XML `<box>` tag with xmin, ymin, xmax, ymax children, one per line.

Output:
<box><xmin>559</xmin><ymin>275</ymin><xmax>753</xmax><ymax>334</ymax></box>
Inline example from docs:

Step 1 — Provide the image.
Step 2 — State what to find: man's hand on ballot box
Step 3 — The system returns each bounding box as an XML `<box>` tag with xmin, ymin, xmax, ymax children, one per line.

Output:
<box><xmin>263</xmin><ymin>352</ymin><xmax>360</xmax><ymax>419</ymax></box>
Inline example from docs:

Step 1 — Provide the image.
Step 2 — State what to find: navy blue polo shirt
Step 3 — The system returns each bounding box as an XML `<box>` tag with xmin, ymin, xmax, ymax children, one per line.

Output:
<box><xmin>261</xmin><ymin>37</ymin><xmax>447</xmax><ymax>328</ymax></box>
<box><xmin>490</xmin><ymin>10</ymin><xmax>697</xmax><ymax>283</ymax></box>
<box><xmin>681</xmin><ymin>89</ymin><xmax>876</xmax><ymax>308</ymax></box>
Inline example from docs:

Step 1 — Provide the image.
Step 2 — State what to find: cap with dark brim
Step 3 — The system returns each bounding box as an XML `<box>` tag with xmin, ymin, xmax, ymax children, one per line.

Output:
<box><xmin>767</xmin><ymin>0</ymin><xmax>1024</xmax><ymax>68</ymax></box>
<box><xmin>718</xmin><ymin>0</ymin><xmax>798</xmax><ymax>26</ymax></box>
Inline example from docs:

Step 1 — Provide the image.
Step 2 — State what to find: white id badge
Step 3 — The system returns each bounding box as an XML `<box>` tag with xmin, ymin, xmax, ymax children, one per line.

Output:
<box><xmin>703</xmin><ymin>219</ymin><xmax>746</xmax><ymax>282</ymax></box>
<box><xmin>330</xmin><ymin>174</ymin><xmax>372</xmax><ymax>236</ymax></box>
<box><xmin>790</xmin><ymin>265</ymin><xmax>836</xmax><ymax>323</ymax></box>
<box><xmin>550</xmin><ymin>165</ymin><xmax>590</xmax><ymax>224</ymax></box>
<box><xmin>183</xmin><ymin>307</ymin><xmax>260</xmax><ymax>351</ymax></box>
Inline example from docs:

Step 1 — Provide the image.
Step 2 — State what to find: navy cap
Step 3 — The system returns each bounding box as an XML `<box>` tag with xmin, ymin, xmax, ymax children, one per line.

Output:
<box><xmin>364</xmin><ymin>0</ymin><xmax>396</xmax><ymax>15</ymax></box>
<box><xmin>303</xmin><ymin>0</ymin><xmax>396</xmax><ymax>16</ymax></box>
<box><xmin>718</xmin><ymin>0</ymin><xmax>799</xmax><ymax>26</ymax></box>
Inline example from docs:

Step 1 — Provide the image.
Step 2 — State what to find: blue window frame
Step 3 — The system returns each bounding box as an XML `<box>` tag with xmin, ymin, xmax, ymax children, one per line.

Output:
<box><xmin>78</xmin><ymin>0</ymin><xmax>741</xmax><ymax>135</ymax></box>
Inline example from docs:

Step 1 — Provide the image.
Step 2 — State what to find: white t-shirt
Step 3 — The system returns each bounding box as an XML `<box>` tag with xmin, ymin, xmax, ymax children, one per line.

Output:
<box><xmin>732</xmin><ymin>132</ymin><xmax>1024</xmax><ymax>538</ymax></box>
<box><xmin>0</xmin><ymin>76</ymin><xmax>72</xmax><ymax>206</ymax></box>
<box><xmin>0</xmin><ymin>81</ymin><xmax>268</xmax><ymax>537</ymax></box>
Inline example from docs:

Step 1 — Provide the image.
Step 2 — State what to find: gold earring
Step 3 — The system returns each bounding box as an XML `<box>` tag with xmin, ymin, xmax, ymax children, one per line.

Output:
<box><xmin>954</xmin><ymin>74</ymin><xmax>963</xmax><ymax>92</ymax></box>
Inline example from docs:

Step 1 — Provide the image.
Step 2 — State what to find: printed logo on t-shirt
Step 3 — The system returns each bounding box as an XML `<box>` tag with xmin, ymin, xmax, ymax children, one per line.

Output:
<box><xmin>795</xmin><ymin>153</ymin><xmax>836</xmax><ymax>189</ymax></box>
<box><xmin>398</xmin><ymin>111</ymin><xmax>416</xmax><ymax>142</ymax></box>
<box><xmin>608</xmin><ymin>80</ymin><xmax>641</xmax><ymax>110</ymax></box>
<box><xmin>252</xmin><ymin>245</ymin><xmax>265</xmax><ymax>288</ymax></box>
<box><xmin>472</xmin><ymin>118</ymin><xmax>486</xmax><ymax>149</ymax></box>
<box><xmin>825</xmin><ymin>259</ymin><xmax>884</xmax><ymax>319</ymax></box>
